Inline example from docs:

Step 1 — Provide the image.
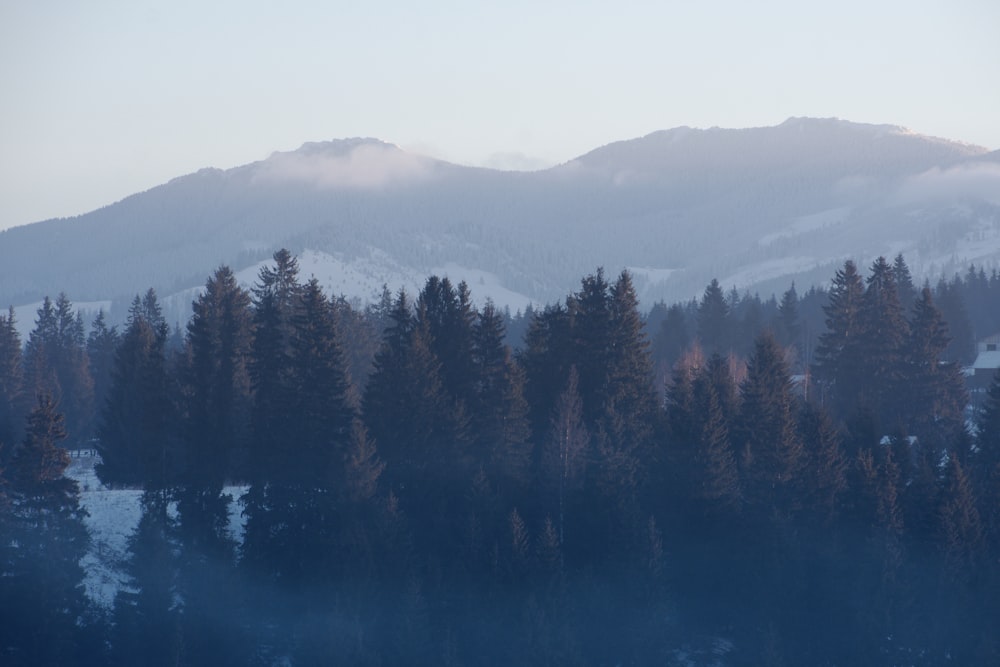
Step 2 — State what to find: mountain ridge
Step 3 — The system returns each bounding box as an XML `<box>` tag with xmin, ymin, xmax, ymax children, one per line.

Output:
<box><xmin>3</xmin><ymin>118</ymin><xmax>999</xmax><ymax>329</ymax></box>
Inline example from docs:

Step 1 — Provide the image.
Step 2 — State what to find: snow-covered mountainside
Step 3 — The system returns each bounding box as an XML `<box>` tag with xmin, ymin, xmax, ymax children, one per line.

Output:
<box><xmin>2</xmin><ymin>119</ymin><xmax>998</xmax><ymax>326</ymax></box>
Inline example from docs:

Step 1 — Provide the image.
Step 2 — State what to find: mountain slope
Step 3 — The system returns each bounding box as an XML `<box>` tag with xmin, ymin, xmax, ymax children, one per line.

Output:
<box><xmin>2</xmin><ymin>119</ymin><xmax>998</xmax><ymax>323</ymax></box>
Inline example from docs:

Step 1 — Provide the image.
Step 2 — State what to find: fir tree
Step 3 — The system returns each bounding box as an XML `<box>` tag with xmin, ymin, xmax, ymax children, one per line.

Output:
<box><xmin>858</xmin><ymin>256</ymin><xmax>908</xmax><ymax>430</ymax></box>
<box><xmin>698</xmin><ymin>278</ymin><xmax>730</xmax><ymax>356</ymax></box>
<box><xmin>471</xmin><ymin>300</ymin><xmax>531</xmax><ymax>490</ymax></box>
<box><xmin>111</xmin><ymin>490</ymin><xmax>182</xmax><ymax>667</ymax></box>
<box><xmin>97</xmin><ymin>292</ymin><xmax>174</xmax><ymax>488</ymax></box>
<box><xmin>0</xmin><ymin>396</ymin><xmax>91</xmax><ymax>666</ymax></box>
<box><xmin>903</xmin><ymin>287</ymin><xmax>967</xmax><ymax>451</ymax></box>
<box><xmin>775</xmin><ymin>283</ymin><xmax>800</xmax><ymax>354</ymax></box>
<box><xmin>23</xmin><ymin>294</ymin><xmax>94</xmax><ymax>445</ymax></box>
<box><xmin>892</xmin><ymin>253</ymin><xmax>917</xmax><ymax>310</ymax></box>
<box><xmin>542</xmin><ymin>367</ymin><xmax>589</xmax><ymax>547</ymax></box>
<box><xmin>737</xmin><ymin>331</ymin><xmax>804</xmax><ymax>516</ymax></box>
<box><xmin>86</xmin><ymin>310</ymin><xmax>119</xmax><ymax>438</ymax></box>
<box><xmin>0</xmin><ymin>306</ymin><xmax>25</xmax><ymax>449</ymax></box>
<box><xmin>813</xmin><ymin>260</ymin><xmax>866</xmax><ymax>419</ymax></box>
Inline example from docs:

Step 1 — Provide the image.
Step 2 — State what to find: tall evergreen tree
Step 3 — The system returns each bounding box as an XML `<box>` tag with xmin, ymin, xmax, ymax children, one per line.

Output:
<box><xmin>542</xmin><ymin>367</ymin><xmax>589</xmax><ymax>547</ymax></box>
<box><xmin>519</xmin><ymin>302</ymin><xmax>574</xmax><ymax>444</ymax></box>
<box><xmin>23</xmin><ymin>294</ymin><xmax>94</xmax><ymax>445</ymax></box>
<box><xmin>471</xmin><ymin>301</ymin><xmax>531</xmax><ymax>491</ymax></box>
<box><xmin>86</xmin><ymin>310</ymin><xmax>119</xmax><ymax>439</ymax></box>
<box><xmin>698</xmin><ymin>278</ymin><xmax>730</xmax><ymax>356</ymax></box>
<box><xmin>110</xmin><ymin>490</ymin><xmax>182</xmax><ymax>667</ymax></box>
<box><xmin>176</xmin><ymin>267</ymin><xmax>251</xmax><ymax>662</ymax></box>
<box><xmin>813</xmin><ymin>260</ymin><xmax>866</xmax><ymax>419</ymax></box>
<box><xmin>775</xmin><ymin>283</ymin><xmax>800</xmax><ymax>353</ymax></box>
<box><xmin>798</xmin><ymin>402</ymin><xmax>847</xmax><ymax>523</ymax></box>
<box><xmin>0</xmin><ymin>396</ymin><xmax>90</xmax><ymax>666</ymax></box>
<box><xmin>858</xmin><ymin>256</ymin><xmax>909</xmax><ymax>430</ymax></box>
<box><xmin>903</xmin><ymin>287</ymin><xmax>967</xmax><ymax>451</ymax></box>
<box><xmin>892</xmin><ymin>253</ymin><xmax>917</xmax><ymax>310</ymax></box>
<box><xmin>97</xmin><ymin>292</ymin><xmax>174</xmax><ymax>488</ymax></box>
<box><xmin>0</xmin><ymin>306</ymin><xmax>25</xmax><ymax>449</ymax></box>
<box><xmin>737</xmin><ymin>331</ymin><xmax>804</xmax><ymax>516</ymax></box>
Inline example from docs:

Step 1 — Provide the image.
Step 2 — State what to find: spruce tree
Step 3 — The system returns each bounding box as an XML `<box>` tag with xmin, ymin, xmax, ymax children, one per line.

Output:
<box><xmin>111</xmin><ymin>490</ymin><xmax>182</xmax><ymax>667</ymax></box>
<box><xmin>904</xmin><ymin>287</ymin><xmax>967</xmax><ymax>451</ymax></box>
<box><xmin>0</xmin><ymin>306</ymin><xmax>25</xmax><ymax>449</ymax></box>
<box><xmin>775</xmin><ymin>283</ymin><xmax>800</xmax><ymax>354</ymax></box>
<box><xmin>0</xmin><ymin>396</ymin><xmax>90</xmax><ymax>666</ymax></box>
<box><xmin>858</xmin><ymin>256</ymin><xmax>909</xmax><ymax>430</ymax></box>
<box><xmin>698</xmin><ymin>278</ymin><xmax>730</xmax><ymax>356</ymax></box>
<box><xmin>97</xmin><ymin>292</ymin><xmax>174</xmax><ymax>488</ymax></box>
<box><xmin>23</xmin><ymin>294</ymin><xmax>95</xmax><ymax>445</ymax></box>
<box><xmin>176</xmin><ymin>267</ymin><xmax>251</xmax><ymax>663</ymax></box>
<box><xmin>737</xmin><ymin>331</ymin><xmax>804</xmax><ymax>516</ymax></box>
<box><xmin>892</xmin><ymin>253</ymin><xmax>917</xmax><ymax>310</ymax></box>
<box><xmin>813</xmin><ymin>260</ymin><xmax>866</xmax><ymax>419</ymax></box>
<box><xmin>471</xmin><ymin>301</ymin><xmax>531</xmax><ymax>491</ymax></box>
<box><xmin>86</xmin><ymin>310</ymin><xmax>119</xmax><ymax>439</ymax></box>
<box><xmin>542</xmin><ymin>367</ymin><xmax>589</xmax><ymax>547</ymax></box>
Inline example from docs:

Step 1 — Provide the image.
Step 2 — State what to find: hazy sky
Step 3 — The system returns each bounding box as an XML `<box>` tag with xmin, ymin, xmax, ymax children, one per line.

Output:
<box><xmin>1</xmin><ymin>0</ymin><xmax>997</xmax><ymax>231</ymax></box>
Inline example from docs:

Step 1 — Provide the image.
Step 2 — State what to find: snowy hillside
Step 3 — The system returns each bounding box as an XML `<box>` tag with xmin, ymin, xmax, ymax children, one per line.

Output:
<box><xmin>2</xmin><ymin>118</ymin><xmax>998</xmax><ymax>323</ymax></box>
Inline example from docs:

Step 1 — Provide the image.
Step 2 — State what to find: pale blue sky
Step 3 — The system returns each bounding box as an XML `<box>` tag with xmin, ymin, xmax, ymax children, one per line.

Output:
<box><xmin>1</xmin><ymin>0</ymin><xmax>997</xmax><ymax>230</ymax></box>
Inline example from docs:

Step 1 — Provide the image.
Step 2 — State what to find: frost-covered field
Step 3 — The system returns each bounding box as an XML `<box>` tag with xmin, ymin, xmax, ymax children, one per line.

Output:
<box><xmin>67</xmin><ymin>452</ymin><xmax>247</xmax><ymax>608</ymax></box>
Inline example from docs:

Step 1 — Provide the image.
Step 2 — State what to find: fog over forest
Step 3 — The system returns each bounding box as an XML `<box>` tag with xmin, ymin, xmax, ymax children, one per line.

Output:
<box><xmin>2</xmin><ymin>247</ymin><xmax>1000</xmax><ymax>665</ymax></box>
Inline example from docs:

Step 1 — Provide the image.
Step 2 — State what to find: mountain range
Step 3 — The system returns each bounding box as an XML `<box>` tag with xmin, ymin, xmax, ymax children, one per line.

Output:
<box><xmin>3</xmin><ymin>117</ymin><xmax>999</xmax><ymax>331</ymax></box>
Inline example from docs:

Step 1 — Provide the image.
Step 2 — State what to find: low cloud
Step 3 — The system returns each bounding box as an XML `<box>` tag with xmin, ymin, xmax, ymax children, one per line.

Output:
<box><xmin>481</xmin><ymin>151</ymin><xmax>553</xmax><ymax>172</ymax></box>
<box><xmin>895</xmin><ymin>162</ymin><xmax>1000</xmax><ymax>205</ymax></box>
<box><xmin>254</xmin><ymin>143</ymin><xmax>432</xmax><ymax>189</ymax></box>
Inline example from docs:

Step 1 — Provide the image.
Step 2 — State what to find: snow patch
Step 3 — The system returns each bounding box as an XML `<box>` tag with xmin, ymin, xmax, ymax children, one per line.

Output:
<box><xmin>758</xmin><ymin>207</ymin><xmax>852</xmax><ymax>246</ymax></box>
<box><xmin>720</xmin><ymin>257</ymin><xmax>821</xmax><ymax>288</ymax></box>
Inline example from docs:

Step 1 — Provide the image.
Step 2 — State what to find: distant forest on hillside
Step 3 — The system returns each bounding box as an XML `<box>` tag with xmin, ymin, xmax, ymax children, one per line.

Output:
<box><xmin>2</xmin><ymin>251</ymin><xmax>999</xmax><ymax>665</ymax></box>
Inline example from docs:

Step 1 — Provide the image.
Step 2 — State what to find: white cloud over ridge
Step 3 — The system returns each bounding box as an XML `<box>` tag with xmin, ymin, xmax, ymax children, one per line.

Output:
<box><xmin>895</xmin><ymin>162</ymin><xmax>1000</xmax><ymax>205</ymax></box>
<box><xmin>253</xmin><ymin>143</ymin><xmax>432</xmax><ymax>189</ymax></box>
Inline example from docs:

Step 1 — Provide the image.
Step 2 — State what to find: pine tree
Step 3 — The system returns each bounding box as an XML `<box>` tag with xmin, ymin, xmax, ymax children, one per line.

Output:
<box><xmin>542</xmin><ymin>367</ymin><xmax>589</xmax><ymax>547</ymax></box>
<box><xmin>858</xmin><ymin>256</ymin><xmax>908</xmax><ymax>430</ymax></box>
<box><xmin>813</xmin><ymin>260</ymin><xmax>866</xmax><ymax>419</ymax></box>
<box><xmin>572</xmin><ymin>268</ymin><xmax>613</xmax><ymax>429</ymax></box>
<box><xmin>0</xmin><ymin>396</ymin><xmax>91</xmax><ymax>666</ymax></box>
<box><xmin>695</xmin><ymin>383</ymin><xmax>740</xmax><ymax>512</ymax></box>
<box><xmin>652</xmin><ymin>302</ymin><xmax>689</xmax><ymax>384</ymax></box>
<box><xmin>775</xmin><ymin>283</ymin><xmax>800</xmax><ymax>355</ymax></box>
<box><xmin>87</xmin><ymin>310</ymin><xmax>119</xmax><ymax>439</ymax></box>
<box><xmin>471</xmin><ymin>301</ymin><xmax>531</xmax><ymax>490</ymax></box>
<box><xmin>698</xmin><ymin>278</ymin><xmax>730</xmax><ymax>356</ymax></box>
<box><xmin>344</xmin><ymin>418</ymin><xmax>384</xmax><ymax>504</ymax></box>
<box><xmin>110</xmin><ymin>490</ymin><xmax>182</xmax><ymax>667</ymax></box>
<box><xmin>97</xmin><ymin>292</ymin><xmax>174</xmax><ymax>488</ymax></box>
<box><xmin>737</xmin><ymin>331</ymin><xmax>804</xmax><ymax>516</ymax></box>
<box><xmin>416</xmin><ymin>276</ymin><xmax>477</xmax><ymax>404</ymax></box>
<box><xmin>798</xmin><ymin>402</ymin><xmax>847</xmax><ymax>523</ymax></box>
<box><xmin>605</xmin><ymin>270</ymin><xmax>658</xmax><ymax>457</ymax></box>
<box><xmin>176</xmin><ymin>267</ymin><xmax>251</xmax><ymax>663</ymax></box>
<box><xmin>903</xmin><ymin>287</ymin><xmax>967</xmax><ymax>451</ymax></box>
<box><xmin>0</xmin><ymin>306</ymin><xmax>25</xmax><ymax>449</ymax></box>
<box><xmin>289</xmin><ymin>277</ymin><xmax>355</xmax><ymax>485</ymax></box>
<box><xmin>939</xmin><ymin>457</ymin><xmax>983</xmax><ymax>580</ymax></box>
<box><xmin>247</xmin><ymin>249</ymin><xmax>302</xmax><ymax>482</ymax></box>
<box><xmin>892</xmin><ymin>253</ymin><xmax>917</xmax><ymax>310</ymax></box>
<box><xmin>23</xmin><ymin>294</ymin><xmax>94</xmax><ymax>445</ymax></box>
<box><xmin>976</xmin><ymin>371</ymin><xmax>1000</xmax><ymax>550</ymax></box>
<box><xmin>519</xmin><ymin>302</ymin><xmax>574</xmax><ymax>444</ymax></box>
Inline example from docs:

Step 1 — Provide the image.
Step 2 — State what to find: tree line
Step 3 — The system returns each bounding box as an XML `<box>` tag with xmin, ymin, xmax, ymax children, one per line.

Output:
<box><xmin>1</xmin><ymin>250</ymin><xmax>999</xmax><ymax>665</ymax></box>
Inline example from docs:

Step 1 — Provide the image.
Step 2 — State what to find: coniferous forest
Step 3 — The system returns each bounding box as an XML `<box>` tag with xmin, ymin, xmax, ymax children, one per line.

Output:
<box><xmin>2</xmin><ymin>250</ymin><xmax>1000</xmax><ymax>665</ymax></box>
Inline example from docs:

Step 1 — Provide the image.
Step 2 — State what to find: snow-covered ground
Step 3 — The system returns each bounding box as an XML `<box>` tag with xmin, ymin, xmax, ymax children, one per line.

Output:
<box><xmin>67</xmin><ymin>452</ymin><xmax>247</xmax><ymax>609</ymax></box>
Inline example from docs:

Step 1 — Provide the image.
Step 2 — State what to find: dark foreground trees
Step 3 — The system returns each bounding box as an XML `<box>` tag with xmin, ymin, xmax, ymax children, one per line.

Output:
<box><xmin>6</xmin><ymin>251</ymin><xmax>1000</xmax><ymax>665</ymax></box>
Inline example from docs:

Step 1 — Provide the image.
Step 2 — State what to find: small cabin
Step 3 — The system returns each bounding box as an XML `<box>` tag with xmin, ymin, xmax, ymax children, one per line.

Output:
<box><xmin>968</xmin><ymin>334</ymin><xmax>1000</xmax><ymax>392</ymax></box>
